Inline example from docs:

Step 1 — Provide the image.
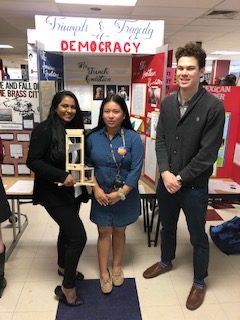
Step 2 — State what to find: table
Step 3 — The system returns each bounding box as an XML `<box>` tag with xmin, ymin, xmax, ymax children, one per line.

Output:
<box><xmin>140</xmin><ymin>179</ymin><xmax>240</xmax><ymax>247</ymax></box>
<box><xmin>3</xmin><ymin>177</ymin><xmax>156</xmax><ymax>254</ymax></box>
<box><xmin>3</xmin><ymin>177</ymin><xmax>33</xmax><ymax>261</ymax></box>
<box><xmin>3</xmin><ymin>177</ymin><xmax>240</xmax><ymax>255</ymax></box>
<box><xmin>208</xmin><ymin>178</ymin><xmax>240</xmax><ymax>202</ymax></box>
<box><xmin>3</xmin><ymin>177</ymin><xmax>155</xmax><ymax>258</ymax></box>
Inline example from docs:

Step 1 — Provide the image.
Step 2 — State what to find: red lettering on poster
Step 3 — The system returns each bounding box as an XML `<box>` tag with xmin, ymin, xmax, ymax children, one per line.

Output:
<box><xmin>99</xmin><ymin>42</ymin><xmax>105</xmax><ymax>52</ymax></box>
<box><xmin>133</xmin><ymin>42</ymin><xmax>141</xmax><ymax>53</ymax></box>
<box><xmin>90</xmin><ymin>41</ymin><xmax>97</xmax><ymax>52</ymax></box>
<box><xmin>69</xmin><ymin>41</ymin><xmax>76</xmax><ymax>51</ymax></box>
<box><xmin>124</xmin><ymin>42</ymin><xmax>131</xmax><ymax>53</ymax></box>
<box><xmin>105</xmin><ymin>42</ymin><xmax>112</xmax><ymax>53</ymax></box>
<box><xmin>78</xmin><ymin>41</ymin><xmax>89</xmax><ymax>51</ymax></box>
<box><xmin>60</xmin><ymin>40</ymin><xmax>141</xmax><ymax>53</ymax></box>
<box><xmin>113</xmin><ymin>42</ymin><xmax>122</xmax><ymax>53</ymax></box>
<box><xmin>61</xmin><ymin>40</ymin><xmax>68</xmax><ymax>51</ymax></box>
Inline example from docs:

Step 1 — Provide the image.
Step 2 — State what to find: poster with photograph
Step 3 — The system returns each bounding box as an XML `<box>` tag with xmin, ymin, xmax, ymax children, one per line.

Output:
<box><xmin>117</xmin><ymin>85</ymin><xmax>129</xmax><ymax>101</ymax></box>
<box><xmin>93</xmin><ymin>85</ymin><xmax>105</xmax><ymax>100</ymax></box>
<box><xmin>106</xmin><ymin>85</ymin><xmax>116</xmax><ymax>97</ymax></box>
<box><xmin>82</xmin><ymin>111</ymin><xmax>92</xmax><ymax>125</ymax></box>
<box><xmin>148</xmin><ymin>86</ymin><xmax>161</xmax><ymax>108</ymax></box>
<box><xmin>0</xmin><ymin>81</ymin><xmax>40</xmax><ymax>129</ymax></box>
<box><xmin>0</xmin><ymin>80</ymin><xmax>39</xmax><ymax>176</ymax></box>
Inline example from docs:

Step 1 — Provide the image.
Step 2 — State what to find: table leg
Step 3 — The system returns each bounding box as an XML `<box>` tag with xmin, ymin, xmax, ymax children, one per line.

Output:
<box><xmin>5</xmin><ymin>199</ymin><xmax>29</xmax><ymax>261</ymax></box>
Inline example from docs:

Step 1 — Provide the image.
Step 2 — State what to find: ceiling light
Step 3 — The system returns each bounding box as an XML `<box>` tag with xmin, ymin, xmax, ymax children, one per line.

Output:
<box><xmin>0</xmin><ymin>44</ymin><xmax>13</xmax><ymax>48</ymax></box>
<box><xmin>211</xmin><ymin>51</ymin><xmax>240</xmax><ymax>55</ymax></box>
<box><xmin>55</xmin><ymin>0</ymin><xmax>137</xmax><ymax>6</ymax></box>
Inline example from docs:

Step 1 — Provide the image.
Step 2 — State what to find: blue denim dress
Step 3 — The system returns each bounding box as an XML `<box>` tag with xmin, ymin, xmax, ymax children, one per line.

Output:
<box><xmin>87</xmin><ymin>127</ymin><xmax>144</xmax><ymax>227</ymax></box>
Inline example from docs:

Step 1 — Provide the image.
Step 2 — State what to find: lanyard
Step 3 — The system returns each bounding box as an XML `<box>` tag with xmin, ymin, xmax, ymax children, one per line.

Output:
<box><xmin>109</xmin><ymin>129</ymin><xmax>126</xmax><ymax>175</ymax></box>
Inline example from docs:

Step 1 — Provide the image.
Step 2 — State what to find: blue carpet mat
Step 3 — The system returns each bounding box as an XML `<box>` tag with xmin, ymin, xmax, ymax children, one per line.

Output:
<box><xmin>55</xmin><ymin>278</ymin><xmax>142</xmax><ymax>320</ymax></box>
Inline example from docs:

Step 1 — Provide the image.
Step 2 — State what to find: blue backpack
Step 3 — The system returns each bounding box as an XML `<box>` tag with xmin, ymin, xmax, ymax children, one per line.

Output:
<box><xmin>210</xmin><ymin>216</ymin><xmax>240</xmax><ymax>255</ymax></box>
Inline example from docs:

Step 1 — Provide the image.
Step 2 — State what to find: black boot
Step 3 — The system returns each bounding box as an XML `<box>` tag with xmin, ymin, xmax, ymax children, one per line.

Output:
<box><xmin>0</xmin><ymin>248</ymin><xmax>7</xmax><ymax>298</ymax></box>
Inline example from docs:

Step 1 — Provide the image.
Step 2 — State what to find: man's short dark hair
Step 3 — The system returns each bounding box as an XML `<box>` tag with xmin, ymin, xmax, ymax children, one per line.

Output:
<box><xmin>175</xmin><ymin>42</ymin><xmax>207</xmax><ymax>69</ymax></box>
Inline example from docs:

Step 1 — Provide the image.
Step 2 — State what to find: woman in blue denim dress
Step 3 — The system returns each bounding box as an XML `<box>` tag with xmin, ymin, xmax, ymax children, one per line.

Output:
<box><xmin>87</xmin><ymin>94</ymin><xmax>144</xmax><ymax>294</ymax></box>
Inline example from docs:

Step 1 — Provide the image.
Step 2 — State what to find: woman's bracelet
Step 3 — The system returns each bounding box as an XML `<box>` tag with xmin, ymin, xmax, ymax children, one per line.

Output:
<box><xmin>117</xmin><ymin>187</ymin><xmax>126</xmax><ymax>201</ymax></box>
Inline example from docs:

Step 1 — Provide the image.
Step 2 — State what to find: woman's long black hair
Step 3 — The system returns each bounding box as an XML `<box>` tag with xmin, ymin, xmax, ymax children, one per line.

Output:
<box><xmin>47</xmin><ymin>90</ymin><xmax>84</xmax><ymax>163</ymax></box>
<box><xmin>91</xmin><ymin>94</ymin><xmax>134</xmax><ymax>133</ymax></box>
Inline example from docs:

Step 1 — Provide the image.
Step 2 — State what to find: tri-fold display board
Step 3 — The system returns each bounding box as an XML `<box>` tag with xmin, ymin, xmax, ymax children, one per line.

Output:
<box><xmin>204</xmin><ymin>86</ymin><xmax>240</xmax><ymax>185</ymax></box>
<box><xmin>0</xmin><ymin>80</ymin><xmax>39</xmax><ymax>176</ymax></box>
<box><xmin>130</xmin><ymin>68</ymin><xmax>240</xmax><ymax>188</ymax></box>
<box><xmin>130</xmin><ymin>50</ymin><xmax>168</xmax><ymax>185</ymax></box>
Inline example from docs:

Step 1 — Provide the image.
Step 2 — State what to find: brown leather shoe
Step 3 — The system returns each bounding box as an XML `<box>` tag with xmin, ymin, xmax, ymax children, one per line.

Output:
<box><xmin>186</xmin><ymin>284</ymin><xmax>206</xmax><ymax>310</ymax></box>
<box><xmin>143</xmin><ymin>262</ymin><xmax>172</xmax><ymax>279</ymax></box>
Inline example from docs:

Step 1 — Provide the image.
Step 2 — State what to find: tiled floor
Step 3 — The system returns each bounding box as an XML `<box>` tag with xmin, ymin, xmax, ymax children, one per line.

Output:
<box><xmin>1</xmin><ymin>201</ymin><xmax>240</xmax><ymax>320</ymax></box>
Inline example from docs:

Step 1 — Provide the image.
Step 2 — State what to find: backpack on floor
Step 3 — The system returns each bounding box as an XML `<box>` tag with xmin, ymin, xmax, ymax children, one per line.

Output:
<box><xmin>210</xmin><ymin>216</ymin><xmax>240</xmax><ymax>255</ymax></box>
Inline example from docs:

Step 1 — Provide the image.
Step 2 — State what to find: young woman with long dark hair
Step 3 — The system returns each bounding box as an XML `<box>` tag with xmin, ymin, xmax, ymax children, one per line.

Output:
<box><xmin>27</xmin><ymin>91</ymin><xmax>88</xmax><ymax>306</ymax></box>
<box><xmin>87</xmin><ymin>94</ymin><xmax>144</xmax><ymax>294</ymax></box>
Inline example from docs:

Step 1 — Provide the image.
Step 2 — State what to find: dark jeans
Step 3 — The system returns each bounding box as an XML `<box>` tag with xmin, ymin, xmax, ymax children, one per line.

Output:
<box><xmin>46</xmin><ymin>199</ymin><xmax>87</xmax><ymax>288</ymax></box>
<box><xmin>157</xmin><ymin>179</ymin><xmax>209</xmax><ymax>281</ymax></box>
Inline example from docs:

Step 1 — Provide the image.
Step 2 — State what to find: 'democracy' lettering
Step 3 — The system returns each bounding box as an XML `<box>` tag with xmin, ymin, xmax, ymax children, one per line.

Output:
<box><xmin>114</xmin><ymin>20</ymin><xmax>154</xmax><ymax>40</ymax></box>
<box><xmin>45</xmin><ymin>16</ymin><xmax>88</xmax><ymax>36</ymax></box>
<box><xmin>60</xmin><ymin>40</ymin><xmax>141</xmax><ymax>53</ymax></box>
